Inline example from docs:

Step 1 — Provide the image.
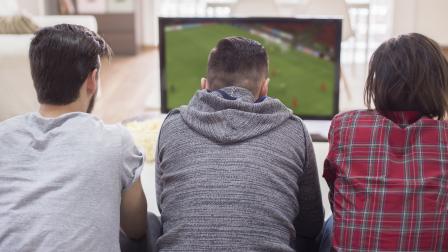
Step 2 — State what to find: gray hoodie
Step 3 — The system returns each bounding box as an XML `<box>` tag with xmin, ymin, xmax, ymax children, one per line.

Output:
<box><xmin>156</xmin><ymin>86</ymin><xmax>324</xmax><ymax>251</ymax></box>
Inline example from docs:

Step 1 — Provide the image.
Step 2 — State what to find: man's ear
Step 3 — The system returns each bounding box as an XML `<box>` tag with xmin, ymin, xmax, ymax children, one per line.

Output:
<box><xmin>259</xmin><ymin>78</ymin><xmax>269</xmax><ymax>97</ymax></box>
<box><xmin>200</xmin><ymin>77</ymin><xmax>209</xmax><ymax>90</ymax></box>
<box><xmin>86</xmin><ymin>68</ymin><xmax>98</xmax><ymax>95</ymax></box>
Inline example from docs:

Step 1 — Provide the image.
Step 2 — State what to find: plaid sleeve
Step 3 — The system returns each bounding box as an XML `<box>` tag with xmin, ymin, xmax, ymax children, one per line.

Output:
<box><xmin>323</xmin><ymin>115</ymin><xmax>341</xmax><ymax>212</ymax></box>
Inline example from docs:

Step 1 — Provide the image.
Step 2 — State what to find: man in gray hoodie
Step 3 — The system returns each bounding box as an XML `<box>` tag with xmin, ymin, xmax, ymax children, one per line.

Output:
<box><xmin>155</xmin><ymin>36</ymin><xmax>324</xmax><ymax>251</ymax></box>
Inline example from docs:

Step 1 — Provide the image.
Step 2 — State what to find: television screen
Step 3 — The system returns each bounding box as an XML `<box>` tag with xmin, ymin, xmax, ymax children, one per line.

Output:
<box><xmin>159</xmin><ymin>17</ymin><xmax>341</xmax><ymax>119</ymax></box>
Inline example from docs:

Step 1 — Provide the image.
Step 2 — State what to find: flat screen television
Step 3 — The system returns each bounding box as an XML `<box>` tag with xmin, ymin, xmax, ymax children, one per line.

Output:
<box><xmin>159</xmin><ymin>17</ymin><xmax>342</xmax><ymax>120</ymax></box>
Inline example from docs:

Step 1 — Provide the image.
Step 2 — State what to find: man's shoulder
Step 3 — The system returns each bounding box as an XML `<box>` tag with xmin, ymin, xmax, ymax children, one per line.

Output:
<box><xmin>260</xmin><ymin>114</ymin><xmax>309</xmax><ymax>149</ymax></box>
<box><xmin>0</xmin><ymin>113</ymin><xmax>34</xmax><ymax>135</ymax></box>
<box><xmin>159</xmin><ymin>109</ymin><xmax>185</xmax><ymax>132</ymax></box>
<box><xmin>0</xmin><ymin>113</ymin><xmax>29</xmax><ymax>126</ymax></box>
<box><xmin>0</xmin><ymin>112</ymin><xmax>126</xmax><ymax>140</ymax></box>
<box><xmin>52</xmin><ymin>113</ymin><xmax>127</xmax><ymax>140</ymax></box>
<box><xmin>60</xmin><ymin>113</ymin><xmax>125</xmax><ymax>134</ymax></box>
<box><xmin>92</xmin><ymin>118</ymin><xmax>132</xmax><ymax>146</ymax></box>
<box><xmin>289</xmin><ymin>114</ymin><xmax>306</xmax><ymax>127</ymax></box>
<box><xmin>283</xmin><ymin>114</ymin><xmax>307</xmax><ymax>135</ymax></box>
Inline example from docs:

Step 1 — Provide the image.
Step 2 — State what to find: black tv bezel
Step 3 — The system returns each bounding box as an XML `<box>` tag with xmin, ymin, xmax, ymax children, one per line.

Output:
<box><xmin>159</xmin><ymin>17</ymin><xmax>342</xmax><ymax>120</ymax></box>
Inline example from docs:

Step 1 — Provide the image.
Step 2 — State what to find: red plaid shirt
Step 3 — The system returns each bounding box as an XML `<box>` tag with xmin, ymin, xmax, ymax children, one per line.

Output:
<box><xmin>324</xmin><ymin>110</ymin><xmax>448</xmax><ymax>251</ymax></box>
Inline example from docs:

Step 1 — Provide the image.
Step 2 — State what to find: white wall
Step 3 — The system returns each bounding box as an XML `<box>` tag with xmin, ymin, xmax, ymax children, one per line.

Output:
<box><xmin>142</xmin><ymin>0</ymin><xmax>160</xmax><ymax>46</ymax></box>
<box><xmin>16</xmin><ymin>0</ymin><xmax>43</xmax><ymax>15</ymax></box>
<box><xmin>393</xmin><ymin>0</ymin><xmax>448</xmax><ymax>46</ymax></box>
<box><xmin>415</xmin><ymin>0</ymin><xmax>448</xmax><ymax>46</ymax></box>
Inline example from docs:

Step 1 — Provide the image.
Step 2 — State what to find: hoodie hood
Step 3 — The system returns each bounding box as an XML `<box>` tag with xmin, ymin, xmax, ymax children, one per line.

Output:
<box><xmin>179</xmin><ymin>86</ymin><xmax>293</xmax><ymax>144</ymax></box>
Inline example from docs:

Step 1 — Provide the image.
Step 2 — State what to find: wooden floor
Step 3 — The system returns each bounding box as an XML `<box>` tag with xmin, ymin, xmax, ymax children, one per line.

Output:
<box><xmin>93</xmin><ymin>48</ymin><xmax>160</xmax><ymax>124</ymax></box>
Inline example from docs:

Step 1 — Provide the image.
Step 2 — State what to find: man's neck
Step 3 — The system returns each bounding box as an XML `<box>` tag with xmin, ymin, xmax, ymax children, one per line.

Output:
<box><xmin>39</xmin><ymin>101</ymin><xmax>85</xmax><ymax>118</ymax></box>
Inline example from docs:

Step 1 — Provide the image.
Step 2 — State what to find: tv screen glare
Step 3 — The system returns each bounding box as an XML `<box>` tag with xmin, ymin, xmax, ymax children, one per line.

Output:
<box><xmin>159</xmin><ymin>17</ymin><xmax>342</xmax><ymax>119</ymax></box>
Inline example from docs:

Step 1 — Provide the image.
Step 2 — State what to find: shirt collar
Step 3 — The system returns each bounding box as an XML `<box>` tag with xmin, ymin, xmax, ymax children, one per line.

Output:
<box><xmin>208</xmin><ymin>87</ymin><xmax>266</xmax><ymax>103</ymax></box>
<box><xmin>381</xmin><ymin>111</ymin><xmax>423</xmax><ymax>126</ymax></box>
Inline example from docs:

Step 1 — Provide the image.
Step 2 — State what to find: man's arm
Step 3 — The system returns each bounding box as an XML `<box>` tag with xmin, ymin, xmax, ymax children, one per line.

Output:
<box><xmin>121</xmin><ymin>178</ymin><xmax>147</xmax><ymax>240</ymax></box>
<box><xmin>295</xmin><ymin>122</ymin><xmax>325</xmax><ymax>251</ymax></box>
<box><xmin>155</xmin><ymin>113</ymin><xmax>173</xmax><ymax>212</ymax></box>
<box><xmin>155</xmin><ymin>144</ymin><xmax>162</xmax><ymax>212</ymax></box>
<box><xmin>119</xmin><ymin>126</ymin><xmax>147</xmax><ymax>240</ymax></box>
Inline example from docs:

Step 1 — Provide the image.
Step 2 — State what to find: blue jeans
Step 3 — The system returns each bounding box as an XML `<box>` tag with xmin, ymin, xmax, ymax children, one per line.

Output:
<box><xmin>319</xmin><ymin>216</ymin><xmax>333</xmax><ymax>252</ymax></box>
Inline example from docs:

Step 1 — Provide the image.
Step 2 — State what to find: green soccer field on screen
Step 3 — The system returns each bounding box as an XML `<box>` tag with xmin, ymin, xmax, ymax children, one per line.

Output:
<box><xmin>161</xmin><ymin>18</ymin><xmax>341</xmax><ymax>118</ymax></box>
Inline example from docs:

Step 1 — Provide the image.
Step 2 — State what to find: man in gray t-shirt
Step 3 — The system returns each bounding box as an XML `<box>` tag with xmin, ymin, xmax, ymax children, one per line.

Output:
<box><xmin>0</xmin><ymin>24</ymin><xmax>147</xmax><ymax>251</ymax></box>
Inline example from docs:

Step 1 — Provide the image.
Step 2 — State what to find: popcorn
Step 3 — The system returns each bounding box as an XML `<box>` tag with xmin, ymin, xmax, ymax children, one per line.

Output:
<box><xmin>125</xmin><ymin>118</ymin><xmax>163</xmax><ymax>163</ymax></box>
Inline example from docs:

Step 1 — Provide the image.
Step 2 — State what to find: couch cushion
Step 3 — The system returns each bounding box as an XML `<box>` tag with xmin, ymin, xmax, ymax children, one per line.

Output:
<box><xmin>0</xmin><ymin>14</ymin><xmax>39</xmax><ymax>34</ymax></box>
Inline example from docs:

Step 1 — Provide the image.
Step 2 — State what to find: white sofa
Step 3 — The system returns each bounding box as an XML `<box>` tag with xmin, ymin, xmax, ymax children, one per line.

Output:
<box><xmin>0</xmin><ymin>15</ymin><xmax>97</xmax><ymax>121</ymax></box>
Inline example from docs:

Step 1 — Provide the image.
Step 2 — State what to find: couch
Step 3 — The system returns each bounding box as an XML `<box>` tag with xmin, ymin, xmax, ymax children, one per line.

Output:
<box><xmin>0</xmin><ymin>15</ymin><xmax>97</xmax><ymax>121</ymax></box>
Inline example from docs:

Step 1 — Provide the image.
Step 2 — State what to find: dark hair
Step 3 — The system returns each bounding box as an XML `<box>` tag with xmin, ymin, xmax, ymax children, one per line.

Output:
<box><xmin>207</xmin><ymin>36</ymin><xmax>268</xmax><ymax>95</ymax></box>
<box><xmin>364</xmin><ymin>33</ymin><xmax>448</xmax><ymax>119</ymax></box>
<box><xmin>29</xmin><ymin>24</ymin><xmax>112</xmax><ymax>105</ymax></box>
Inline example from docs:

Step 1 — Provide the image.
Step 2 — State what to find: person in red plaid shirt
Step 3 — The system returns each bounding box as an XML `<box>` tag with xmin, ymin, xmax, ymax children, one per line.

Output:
<box><xmin>321</xmin><ymin>33</ymin><xmax>448</xmax><ymax>252</ymax></box>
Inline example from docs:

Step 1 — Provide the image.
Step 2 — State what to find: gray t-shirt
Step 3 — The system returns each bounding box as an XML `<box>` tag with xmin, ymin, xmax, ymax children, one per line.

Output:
<box><xmin>0</xmin><ymin>112</ymin><xmax>144</xmax><ymax>252</ymax></box>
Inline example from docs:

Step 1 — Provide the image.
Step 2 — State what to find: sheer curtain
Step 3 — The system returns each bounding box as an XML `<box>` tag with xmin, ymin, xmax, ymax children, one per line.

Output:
<box><xmin>343</xmin><ymin>0</ymin><xmax>394</xmax><ymax>64</ymax></box>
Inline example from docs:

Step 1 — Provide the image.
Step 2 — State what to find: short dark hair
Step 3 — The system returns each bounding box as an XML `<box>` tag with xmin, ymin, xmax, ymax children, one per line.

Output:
<box><xmin>364</xmin><ymin>33</ymin><xmax>448</xmax><ymax>119</ymax></box>
<box><xmin>207</xmin><ymin>36</ymin><xmax>268</xmax><ymax>95</ymax></box>
<box><xmin>29</xmin><ymin>24</ymin><xmax>112</xmax><ymax>105</ymax></box>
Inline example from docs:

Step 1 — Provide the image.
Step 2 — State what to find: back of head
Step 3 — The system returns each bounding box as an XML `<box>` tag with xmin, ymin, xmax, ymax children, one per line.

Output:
<box><xmin>364</xmin><ymin>33</ymin><xmax>448</xmax><ymax>119</ymax></box>
<box><xmin>207</xmin><ymin>36</ymin><xmax>268</xmax><ymax>95</ymax></box>
<box><xmin>29</xmin><ymin>24</ymin><xmax>112</xmax><ymax>105</ymax></box>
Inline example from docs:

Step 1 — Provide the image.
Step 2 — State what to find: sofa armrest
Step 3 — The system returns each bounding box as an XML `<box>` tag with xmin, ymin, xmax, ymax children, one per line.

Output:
<box><xmin>33</xmin><ymin>15</ymin><xmax>98</xmax><ymax>32</ymax></box>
